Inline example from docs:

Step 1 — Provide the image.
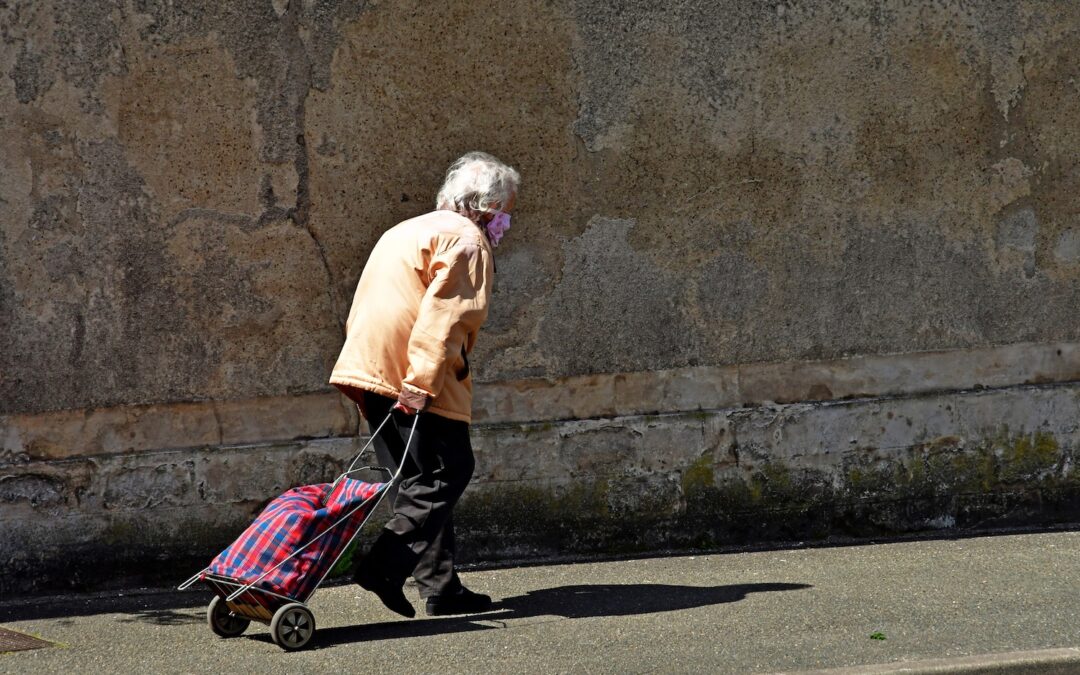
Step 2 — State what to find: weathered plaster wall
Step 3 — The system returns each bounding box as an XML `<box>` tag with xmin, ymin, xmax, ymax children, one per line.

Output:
<box><xmin>2</xmin><ymin>1</ymin><xmax>1080</xmax><ymax>593</ymax></box>
<box><xmin>0</xmin><ymin>0</ymin><xmax>360</xmax><ymax>414</ymax></box>
<box><xmin>4</xmin><ymin>379</ymin><xmax>1078</xmax><ymax>595</ymax></box>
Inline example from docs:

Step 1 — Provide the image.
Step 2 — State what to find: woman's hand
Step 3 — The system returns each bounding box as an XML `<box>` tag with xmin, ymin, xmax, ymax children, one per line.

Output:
<box><xmin>395</xmin><ymin>388</ymin><xmax>431</xmax><ymax>415</ymax></box>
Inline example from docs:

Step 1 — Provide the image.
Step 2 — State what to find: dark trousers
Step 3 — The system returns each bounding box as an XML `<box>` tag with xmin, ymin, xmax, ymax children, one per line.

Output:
<box><xmin>358</xmin><ymin>392</ymin><xmax>474</xmax><ymax>598</ymax></box>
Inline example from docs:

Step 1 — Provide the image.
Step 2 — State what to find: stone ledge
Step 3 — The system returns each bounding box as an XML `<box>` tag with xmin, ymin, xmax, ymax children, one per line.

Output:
<box><xmin>1</xmin><ymin>392</ymin><xmax>358</xmax><ymax>463</ymax></box>
<box><xmin>803</xmin><ymin>647</ymin><xmax>1080</xmax><ymax>674</ymax></box>
<box><xmin>472</xmin><ymin>341</ymin><xmax>1080</xmax><ymax>423</ymax></box>
<box><xmin>4</xmin><ymin>341</ymin><xmax>1079</xmax><ymax>463</ymax></box>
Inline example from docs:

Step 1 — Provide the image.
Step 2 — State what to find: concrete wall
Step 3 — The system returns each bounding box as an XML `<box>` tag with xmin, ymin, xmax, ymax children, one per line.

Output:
<box><xmin>3</xmin><ymin>1</ymin><xmax>1080</xmax><ymax>594</ymax></box>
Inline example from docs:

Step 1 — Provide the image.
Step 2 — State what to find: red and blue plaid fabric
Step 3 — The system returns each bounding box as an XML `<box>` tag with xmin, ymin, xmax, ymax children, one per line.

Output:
<box><xmin>207</xmin><ymin>478</ymin><xmax>385</xmax><ymax>602</ymax></box>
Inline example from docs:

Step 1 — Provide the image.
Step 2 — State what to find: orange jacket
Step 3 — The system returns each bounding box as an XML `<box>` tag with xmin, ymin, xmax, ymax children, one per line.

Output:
<box><xmin>329</xmin><ymin>210</ymin><xmax>494</xmax><ymax>423</ymax></box>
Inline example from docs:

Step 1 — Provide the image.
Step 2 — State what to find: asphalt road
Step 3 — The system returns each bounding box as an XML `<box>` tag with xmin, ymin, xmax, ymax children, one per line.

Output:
<box><xmin>2</xmin><ymin>530</ymin><xmax>1079</xmax><ymax>674</ymax></box>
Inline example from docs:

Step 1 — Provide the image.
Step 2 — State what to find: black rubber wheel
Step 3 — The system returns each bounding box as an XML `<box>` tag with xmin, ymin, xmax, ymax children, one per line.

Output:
<box><xmin>270</xmin><ymin>603</ymin><xmax>315</xmax><ymax>651</ymax></box>
<box><xmin>207</xmin><ymin>596</ymin><xmax>250</xmax><ymax>638</ymax></box>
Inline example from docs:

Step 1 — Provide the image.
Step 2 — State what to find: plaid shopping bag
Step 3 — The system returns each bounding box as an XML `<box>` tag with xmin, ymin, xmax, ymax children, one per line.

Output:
<box><xmin>207</xmin><ymin>478</ymin><xmax>385</xmax><ymax>600</ymax></box>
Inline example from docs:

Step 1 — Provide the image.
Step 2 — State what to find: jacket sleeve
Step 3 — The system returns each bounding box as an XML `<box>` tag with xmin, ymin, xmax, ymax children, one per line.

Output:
<box><xmin>401</xmin><ymin>242</ymin><xmax>488</xmax><ymax>401</ymax></box>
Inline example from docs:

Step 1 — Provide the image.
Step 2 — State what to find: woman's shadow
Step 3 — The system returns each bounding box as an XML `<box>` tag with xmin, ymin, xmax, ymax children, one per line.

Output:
<box><xmin>308</xmin><ymin>582</ymin><xmax>811</xmax><ymax>649</ymax></box>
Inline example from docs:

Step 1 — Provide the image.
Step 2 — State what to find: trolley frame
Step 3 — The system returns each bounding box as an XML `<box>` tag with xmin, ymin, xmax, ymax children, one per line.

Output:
<box><xmin>178</xmin><ymin>411</ymin><xmax>418</xmax><ymax>623</ymax></box>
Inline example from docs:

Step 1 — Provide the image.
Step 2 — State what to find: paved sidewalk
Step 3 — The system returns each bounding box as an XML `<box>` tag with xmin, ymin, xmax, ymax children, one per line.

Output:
<box><xmin>2</xmin><ymin>530</ymin><xmax>1078</xmax><ymax>674</ymax></box>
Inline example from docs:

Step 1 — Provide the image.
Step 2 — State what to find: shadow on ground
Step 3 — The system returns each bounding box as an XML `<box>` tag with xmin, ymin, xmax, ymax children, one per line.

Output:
<box><xmin>2</xmin><ymin>581</ymin><xmax>809</xmax><ymax>631</ymax></box>
<box><xmin>0</xmin><ymin>589</ymin><xmax>213</xmax><ymax>623</ymax></box>
<box><xmin>305</xmin><ymin>582</ymin><xmax>811</xmax><ymax>649</ymax></box>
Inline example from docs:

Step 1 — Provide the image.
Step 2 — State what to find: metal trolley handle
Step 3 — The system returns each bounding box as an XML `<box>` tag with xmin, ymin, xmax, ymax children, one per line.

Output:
<box><xmin>332</xmin><ymin>410</ymin><xmax>419</xmax><ymax>489</ymax></box>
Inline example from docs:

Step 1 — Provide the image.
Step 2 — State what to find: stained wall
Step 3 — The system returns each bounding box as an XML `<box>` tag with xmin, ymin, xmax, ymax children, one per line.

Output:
<box><xmin>3</xmin><ymin>1</ymin><xmax>1079</xmax><ymax>594</ymax></box>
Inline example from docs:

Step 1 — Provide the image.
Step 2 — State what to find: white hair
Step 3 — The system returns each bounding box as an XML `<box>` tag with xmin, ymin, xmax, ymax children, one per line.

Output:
<box><xmin>435</xmin><ymin>151</ymin><xmax>521</xmax><ymax>221</ymax></box>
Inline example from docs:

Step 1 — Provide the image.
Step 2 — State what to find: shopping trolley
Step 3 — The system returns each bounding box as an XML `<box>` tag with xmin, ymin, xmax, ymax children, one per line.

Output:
<box><xmin>179</xmin><ymin>412</ymin><xmax>414</xmax><ymax>650</ymax></box>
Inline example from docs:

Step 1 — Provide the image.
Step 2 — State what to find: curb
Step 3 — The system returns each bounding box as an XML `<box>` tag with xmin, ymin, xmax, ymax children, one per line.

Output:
<box><xmin>790</xmin><ymin>647</ymin><xmax>1080</xmax><ymax>674</ymax></box>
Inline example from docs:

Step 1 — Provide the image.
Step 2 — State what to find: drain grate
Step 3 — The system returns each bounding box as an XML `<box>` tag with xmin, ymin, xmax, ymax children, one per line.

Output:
<box><xmin>0</xmin><ymin>627</ymin><xmax>54</xmax><ymax>653</ymax></box>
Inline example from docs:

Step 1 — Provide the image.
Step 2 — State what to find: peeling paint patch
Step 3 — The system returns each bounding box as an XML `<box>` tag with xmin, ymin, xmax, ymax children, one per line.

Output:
<box><xmin>1054</xmin><ymin>230</ymin><xmax>1080</xmax><ymax>265</ymax></box>
<box><xmin>0</xmin><ymin>474</ymin><xmax>65</xmax><ymax>507</ymax></box>
<box><xmin>102</xmin><ymin>462</ymin><xmax>194</xmax><ymax>510</ymax></box>
<box><xmin>11</xmin><ymin>41</ymin><xmax>52</xmax><ymax>103</ymax></box>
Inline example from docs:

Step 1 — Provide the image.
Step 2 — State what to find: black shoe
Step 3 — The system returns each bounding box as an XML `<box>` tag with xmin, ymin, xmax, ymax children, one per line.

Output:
<box><xmin>354</xmin><ymin>567</ymin><xmax>415</xmax><ymax>618</ymax></box>
<box><xmin>425</xmin><ymin>586</ymin><xmax>492</xmax><ymax>616</ymax></box>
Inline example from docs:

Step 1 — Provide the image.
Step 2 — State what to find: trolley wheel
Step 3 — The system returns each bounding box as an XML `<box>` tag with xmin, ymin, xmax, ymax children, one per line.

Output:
<box><xmin>207</xmin><ymin>596</ymin><xmax>250</xmax><ymax>638</ymax></box>
<box><xmin>270</xmin><ymin>603</ymin><xmax>315</xmax><ymax>651</ymax></box>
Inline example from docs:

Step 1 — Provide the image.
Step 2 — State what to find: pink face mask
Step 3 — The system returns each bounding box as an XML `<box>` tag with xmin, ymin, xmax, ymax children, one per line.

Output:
<box><xmin>485</xmin><ymin>211</ymin><xmax>511</xmax><ymax>246</ymax></box>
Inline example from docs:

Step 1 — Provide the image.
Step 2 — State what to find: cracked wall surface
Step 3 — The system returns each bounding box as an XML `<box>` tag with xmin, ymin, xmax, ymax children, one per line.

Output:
<box><xmin>0</xmin><ymin>0</ymin><xmax>361</xmax><ymax>414</ymax></box>
<box><xmin>3</xmin><ymin>1</ymin><xmax>1080</xmax><ymax>593</ymax></box>
<box><xmin>4</xmin><ymin>0</ymin><xmax>1080</xmax><ymax>413</ymax></box>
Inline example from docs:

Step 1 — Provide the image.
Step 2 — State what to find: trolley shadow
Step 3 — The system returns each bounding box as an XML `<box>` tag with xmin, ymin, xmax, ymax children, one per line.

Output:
<box><xmin>307</xmin><ymin>582</ymin><xmax>811</xmax><ymax>649</ymax></box>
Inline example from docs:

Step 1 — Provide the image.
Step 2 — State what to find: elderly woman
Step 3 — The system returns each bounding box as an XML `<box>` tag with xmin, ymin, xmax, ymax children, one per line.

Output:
<box><xmin>329</xmin><ymin>151</ymin><xmax>520</xmax><ymax>617</ymax></box>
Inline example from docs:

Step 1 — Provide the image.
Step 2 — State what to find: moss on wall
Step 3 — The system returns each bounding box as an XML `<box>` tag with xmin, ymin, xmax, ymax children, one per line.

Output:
<box><xmin>447</xmin><ymin>430</ymin><xmax>1079</xmax><ymax>561</ymax></box>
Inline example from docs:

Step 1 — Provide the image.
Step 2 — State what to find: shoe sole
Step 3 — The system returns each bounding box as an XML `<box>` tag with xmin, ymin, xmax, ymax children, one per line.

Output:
<box><xmin>356</xmin><ymin>578</ymin><xmax>416</xmax><ymax>618</ymax></box>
